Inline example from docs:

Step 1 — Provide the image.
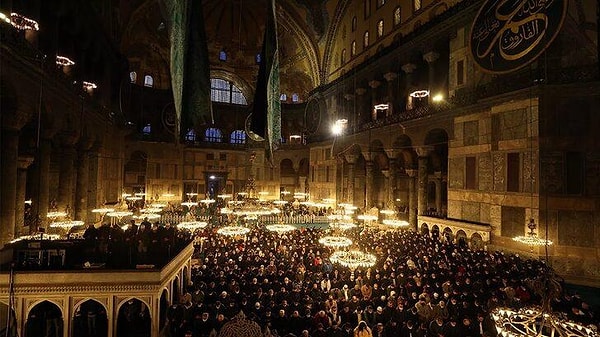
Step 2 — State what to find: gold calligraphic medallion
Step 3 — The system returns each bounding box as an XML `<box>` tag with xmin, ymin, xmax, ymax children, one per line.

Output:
<box><xmin>469</xmin><ymin>0</ymin><xmax>568</xmax><ymax>74</ymax></box>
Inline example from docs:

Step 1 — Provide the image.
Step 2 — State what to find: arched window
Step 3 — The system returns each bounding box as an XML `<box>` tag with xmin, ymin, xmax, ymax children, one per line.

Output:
<box><xmin>204</xmin><ymin>128</ymin><xmax>223</xmax><ymax>142</ymax></box>
<box><xmin>377</xmin><ymin>20</ymin><xmax>384</xmax><ymax>38</ymax></box>
<box><xmin>185</xmin><ymin>129</ymin><xmax>196</xmax><ymax>142</ymax></box>
<box><xmin>230</xmin><ymin>130</ymin><xmax>246</xmax><ymax>144</ymax></box>
<box><xmin>219</xmin><ymin>50</ymin><xmax>227</xmax><ymax>61</ymax></box>
<box><xmin>210</xmin><ymin>78</ymin><xmax>248</xmax><ymax>105</ymax></box>
<box><xmin>363</xmin><ymin>31</ymin><xmax>369</xmax><ymax>48</ymax></box>
<box><xmin>363</xmin><ymin>0</ymin><xmax>371</xmax><ymax>18</ymax></box>
<box><xmin>351</xmin><ymin>41</ymin><xmax>356</xmax><ymax>56</ymax></box>
<box><xmin>256</xmin><ymin>53</ymin><xmax>262</xmax><ymax>64</ymax></box>
<box><xmin>142</xmin><ymin>124</ymin><xmax>151</xmax><ymax>135</ymax></box>
<box><xmin>394</xmin><ymin>7</ymin><xmax>402</xmax><ymax>26</ymax></box>
<box><xmin>292</xmin><ymin>93</ymin><xmax>299</xmax><ymax>102</ymax></box>
<box><xmin>351</xmin><ymin>16</ymin><xmax>357</xmax><ymax>32</ymax></box>
<box><xmin>130</xmin><ymin>71</ymin><xmax>137</xmax><ymax>83</ymax></box>
<box><xmin>378</xmin><ymin>0</ymin><xmax>386</xmax><ymax>7</ymax></box>
<box><xmin>280</xmin><ymin>93</ymin><xmax>287</xmax><ymax>101</ymax></box>
<box><xmin>341</xmin><ymin>49</ymin><xmax>346</xmax><ymax>64</ymax></box>
<box><xmin>144</xmin><ymin>75</ymin><xmax>154</xmax><ymax>87</ymax></box>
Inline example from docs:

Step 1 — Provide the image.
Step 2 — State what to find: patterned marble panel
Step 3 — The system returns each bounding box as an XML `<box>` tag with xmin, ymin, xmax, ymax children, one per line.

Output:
<box><xmin>478</xmin><ymin>153</ymin><xmax>492</xmax><ymax>191</ymax></box>
<box><xmin>498</xmin><ymin>109</ymin><xmax>528</xmax><ymax>141</ymax></box>
<box><xmin>500</xmin><ymin>206</ymin><xmax>525</xmax><ymax>238</ymax></box>
<box><xmin>492</xmin><ymin>153</ymin><xmax>505</xmax><ymax>191</ymax></box>
<box><xmin>540</xmin><ymin>152</ymin><xmax>563</xmax><ymax>194</ymax></box>
<box><xmin>462</xmin><ymin>201</ymin><xmax>480</xmax><ymax>222</ymax></box>
<box><xmin>557</xmin><ymin>211</ymin><xmax>594</xmax><ymax>248</ymax></box>
<box><xmin>463</xmin><ymin>120</ymin><xmax>479</xmax><ymax>146</ymax></box>
<box><xmin>522</xmin><ymin>151</ymin><xmax>537</xmax><ymax>193</ymax></box>
<box><xmin>448</xmin><ymin>158</ymin><xmax>464</xmax><ymax>189</ymax></box>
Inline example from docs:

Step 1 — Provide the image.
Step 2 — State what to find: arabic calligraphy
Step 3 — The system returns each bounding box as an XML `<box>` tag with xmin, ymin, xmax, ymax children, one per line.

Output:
<box><xmin>470</xmin><ymin>0</ymin><xmax>567</xmax><ymax>73</ymax></box>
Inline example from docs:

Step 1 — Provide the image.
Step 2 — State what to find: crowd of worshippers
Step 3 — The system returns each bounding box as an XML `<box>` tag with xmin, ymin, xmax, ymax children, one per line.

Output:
<box><xmin>81</xmin><ymin>218</ymin><xmax>192</xmax><ymax>266</ymax></box>
<box><xmin>161</xmin><ymin>226</ymin><xmax>598</xmax><ymax>337</ymax></box>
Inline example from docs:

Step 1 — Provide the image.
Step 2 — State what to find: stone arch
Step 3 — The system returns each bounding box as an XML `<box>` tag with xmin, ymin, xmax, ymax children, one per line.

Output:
<box><xmin>421</xmin><ymin>223</ymin><xmax>429</xmax><ymax>235</ymax></box>
<box><xmin>392</xmin><ymin>135</ymin><xmax>416</xmax><ymax>169</ymax></box>
<box><xmin>25</xmin><ymin>300</ymin><xmax>64</xmax><ymax>337</ymax></box>
<box><xmin>471</xmin><ymin>232</ymin><xmax>484</xmax><ymax>250</ymax></box>
<box><xmin>159</xmin><ymin>288</ymin><xmax>169</xmax><ymax>330</ymax></box>
<box><xmin>172</xmin><ymin>276</ymin><xmax>181</xmax><ymax>303</ymax></box>
<box><xmin>116</xmin><ymin>298</ymin><xmax>151</xmax><ymax>337</ymax></box>
<box><xmin>211</xmin><ymin>69</ymin><xmax>254</xmax><ymax>103</ymax></box>
<box><xmin>72</xmin><ymin>299</ymin><xmax>108</xmax><ymax>337</ymax></box>
<box><xmin>322</xmin><ymin>0</ymin><xmax>353</xmax><ymax>81</ymax></box>
<box><xmin>456</xmin><ymin>230</ymin><xmax>468</xmax><ymax>247</ymax></box>
<box><xmin>429</xmin><ymin>3</ymin><xmax>449</xmax><ymax>19</ymax></box>
<box><xmin>443</xmin><ymin>226</ymin><xmax>453</xmax><ymax>242</ymax></box>
<box><xmin>431</xmin><ymin>224</ymin><xmax>440</xmax><ymax>238</ymax></box>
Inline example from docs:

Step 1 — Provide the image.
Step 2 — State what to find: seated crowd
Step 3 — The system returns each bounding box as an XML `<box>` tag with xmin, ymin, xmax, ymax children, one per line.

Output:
<box><xmin>160</xmin><ymin>224</ymin><xmax>598</xmax><ymax>337</ymax></box>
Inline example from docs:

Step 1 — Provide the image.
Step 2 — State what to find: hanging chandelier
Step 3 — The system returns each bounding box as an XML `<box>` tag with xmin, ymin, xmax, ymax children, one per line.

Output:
<box><xmin>491</xmin><ymin>307</ymin><xmax>598</xmax><ymax>337</ymax></box>
<box><xmin>150</xmin><ymin>203</ymin><xmax>166</xmax><ymax>208</ymax></box>
<box><xmin>329</xmin><ymin>222</ymin><xmax>357</xmax><ymax>231</ymax></box>
<box><xmin>383</xmin><ymin>219</ymin><xmax>410</xmax><ymax>228</ymax></box>
<box><xmin>106</xmin><ymin>211</ymin><xmax>133</xmax><ymax>218</ymax></box>
<box><xmin>330</xmin><ymin>250</ymin><xmax>377</xmax><ymax>269</ymax></box>
<box><xmin>50</xmin><ymin>220</ymin><xmax>84</xmax><ymax>229</ymax></box>
<box><xmin>91</xmin><ymin>208</ymin><xmax>115</xmax><ymax>214</ymax></box>
<box><xmin>357</xmin><ymin>214</ymin><xmax>378</xmax><ymax>222</ymax></box>
<box><xmin>133</xmin><ymin>214</ymin><xmax>160</xmax><ymax>220</ymax></box>
<box><xmin>177</xmin><ymin>221</ymin><xmax>208</xmax><ymax>231</ymax></box>
<box><xmin>513</xmin><ymin>218</ymin><xmax>553</xmax><ymax>246</ymax></box>
<box><xmin>217</xmin><ymin>226</ymin><xmax>251</xmax><ymax>236</ymax></box>
<box><xmin>319</xmin><ymin>236</ymin><xmax>353</xmax><ymax>248</ymax></box>
<box><xmin>140</xmin><ymin>207</ymin><xmax>163</xmax><ymax>214</ymax></box>
<box><xmin>46</xmin><ymin>211</ymin><xmax>67</xmax><ymax>218</ymax></box>
<box><xmin>266</xmin><ymin>224</ymin><xmax>296</xmax><ymax>234</ymax></box>
<box><xmin>181</xmin><ymin>201</ymin><xmax>199</xmax><ymax>208</ymax></box>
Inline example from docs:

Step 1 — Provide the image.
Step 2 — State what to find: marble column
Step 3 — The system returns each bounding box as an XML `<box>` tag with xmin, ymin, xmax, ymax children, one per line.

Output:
<box><xmin>383</xmin><ymin>72</ymin><xmax>398</xmax><ymax>115</ymax></box>
<box><xmin>406</xmin><ymin>169</ymin><xmax>418</xmax><ymax>230</ymax></box>
<box><xmin>368</xmin><ymin>80</ymin><xmax>381</xmax><ymax>121</ymax></box>
<box><xmin>365</xmin><ymin>160</ymin><xmax>374</xmax><ymax>208</ymax></box>
<box><xmin>388</xmin><ymin>157</ymin><xmax>397</xmax><ymax>206</ymax></box>
<box><xmin>416</xmin><ymin>147</ymin><xmax>432</xmax><ymax>216</ymax></box>
<box><xmin>381</xmin><ymin>170</ymin><xmax>390</xmax><ymax>208</ymax></box>
<box><xmin>344</xmin><ymin>93</ymin><xmax>355</xmax><ymax>131</ymax></box>
<box><xmin>401</xmin><ymin>63</ymin><xmax>417</xmax><ymax>110</ymax></box>
<box><xmin>31</xmin><ymin>136</ymin><xmax>54</xmax><ymax>229</ymax></box>
<box><xmin>355</xmin><ymin>87</ymin><xmax>367</xmax><ymax>124</ymax></box>
<box><xmin>434</xmin><ymin>171</ymin><xmax>442</xmax><ymax>214</ymax></box>
<box><xmin>75</xmin><ymin>149</ymin><xmax>90</xmax><ymax>221</ymax></box>
<box><xmin>1</xmin><ymin>128</ymin><xmax>19</xmax><ymax>245</ymax></box>
<box><xmin>57</xmin><ymin>145</ymin><xmax>77</xmax><ymax>214</ymax></box>
<box><xmin>15</xmin><ymin>157</ymin><xmax>34</xmax><ymax>236</ymax></box>
<box><xmin>86</xmin><ymin>144</ymin><xmax>101</xmax><ymax>223</ymax></box>
<box><xmin>344</xmin><ymin>156</ymin><xmax>357</xmax><ymax>205</ymax></box>
<box><xmin>423</xmin><ymin>51</ymin><xmax>440</xmax><ymax>103</ymax></box>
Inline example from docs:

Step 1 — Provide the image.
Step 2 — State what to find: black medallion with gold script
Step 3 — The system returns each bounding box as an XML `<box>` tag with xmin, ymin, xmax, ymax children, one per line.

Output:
<box><xmin>469</xmin><ymin>0</ymin><xmax>568</xmax><ymax>74</ymax></box>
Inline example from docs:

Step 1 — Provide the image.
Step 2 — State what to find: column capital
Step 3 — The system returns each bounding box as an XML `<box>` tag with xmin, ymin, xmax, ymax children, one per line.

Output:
<box><xmin>383</xmin><ymin>72</ymin><xmax>398</xmax><ymax>82</ymax></box>
<box><xmin>384</xmin><ymin>149</ymin><xmax>400</xmax><ymax>159</ymax></box>
<box><xmin>368</xmin><ymin>80</ymin><xmax>381</xmax><ymax>89</ymax></box>
<box><xmin>355</xmin><ymin>87</ymin><xmax>367</xmax><ymax>95</ymax></box>
<box><xmin>344</xmin><ymin>153</ymin><xmax>360</xmax><ymax>164</ymax></box>
<box><xmin>433</xmin><ymin>171</ymin><xmax>442</xmax><ymax>179</ymax></box>
<box><xmin>401</xmin><ymin>63</ymin><xmax>417</xmax><ymax>74</ymax></box>
<box><xmin>423</xmin><ymin>51</ymin><xmax>440</xmax><ymax>63</ymax></box>
<box><xmin>381</xmin><ymin>169</ymin><xmax>390</xmax><ymax>178</ymax></box>
<box><xmin>405</xmin><ymin>169</ymin><xmax>418</xmax><ymax>177</ymax></box>
<box><xmin>17</xmin><ymin>156</ymin><xmax>35</xmax><ymax>170</ymax></box>
<box><xmin>415</xmin><ymin>146</ymin><xmax>434</xmax><ymax>157</ymax></box>
<box><xmin>361</xmin><ymin>152</ymin><xmax>374</xmax><ymax>162</ymax></box>
<box><xmin>343</xmin><ymin>93</ymin><xmax>355</xmax><ymax>101</ymax></box>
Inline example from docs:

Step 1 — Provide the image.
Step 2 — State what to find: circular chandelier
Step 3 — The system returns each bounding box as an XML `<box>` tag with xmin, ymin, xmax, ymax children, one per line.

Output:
<box><xmin>140</xmin><ymin>207</ymin><xmax>163</xmax><ymax>213</ymax></box>
<box><xmin>47</xmin><ymin>211</ymin><xmax>67</xmax><ymax>218</ymax></box>
<box><xmin>133</xmin><ymin>214</ymin><xmax>160</xmax><ymax>220</ymax></box>
<box><xmin>220</xmin><ymin>207</ymin><xmax>232</xmax><ymax>214</ymax></box>
<box><xmin>150</xmin><ymin>203</ymin><xmax>166</xmax><ymax>208</ymax></box>
<box><xmin>330</xmin><ymin>250</ymin><xmax>377</xmax><ymax>269</ymax></box>
<box><xmin>319</xmin><ymin>236</ymin><xmax>353</xmax><ymax>248</ymax></box>
<box><xmin>50</xmin><ymin>220</ymin><xmax>84</xmax><ymax>229</ymax></box>
<box><xmin>266</xmin><ymin>224</ymin><xmax>296</xmax><ymax>234</ymax></box>
<box><xmin>383</xmin><ymin>219</ymin><xmax>410</xmax><ymax>228</ymax></box>
<box><xmin>177</xmin><ymin>221</ymin><xmax>208</xmax><ymax>230</ymax></box>
<box><xmin>357</xmin><ymin>215</ymin><xmax>378</xmax><ymax>222</ymax></box>
<box><xmin>409</xmin><ymin>89</ymin><xmax>430</xmax><ymax>98</ymax></box>
<box><xmin>91</xmin><ymin>208</ymin><xmax>115</xmax><ymax>214</ymax></box>
<box><xmin>56</xmin><ymin>56</ymin><xmax>75</xmax><ymax>66</ymax></box>
<box><xmin>106</xmin><ymin>211</ymin><xmax>133</xmax><ymax>218</ymax></box>
<box><xmin>126</xmin><ymin>196</ymin><xmax>143</xmax><ymax>201</ymax></box>
<box><xmin>181</xmin><ymin>201</ymin><xmax>199</xmax><ymax>208</ymax></box>
<box><xmin>218</xmin><ymin>194</ymin><xmax>232</xmax><ymax>199</ymax></box>
<box><xmin>273</xmin><ymin>200</ymin><xmax>287</xmax><ymax>205</ymax></box>
<box><xmin>491</xmin><ymin>307</ymin><xmax>598</xmax><ymax>337</ymax></box>
<box><xmin>380</xmin><ymin>209</ymin><xmax>395</xmax><ymax>215</ymax></box>
<box><xmin>328</xmin><ymin>214</ymin><xmax>352</xmax><ymax>221</ymax></box>
<box><xmin>200</xmin><ymin>199</ymin><xmax>216</xmax><ymax>204</ymax></box>
<box><xmin>11</xmin><ymin>233</ymin><xmax>61</xmax><ymax>244</ymax></box>
<box><xmin>329</xmin><ymin>222</ymin><xmax>357</xmax><ymax>231</ymax></box>
<box><xmin>217</xmin><ymin>226</ymin><xmax>251</xmax><ymax>236</ymax></box>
